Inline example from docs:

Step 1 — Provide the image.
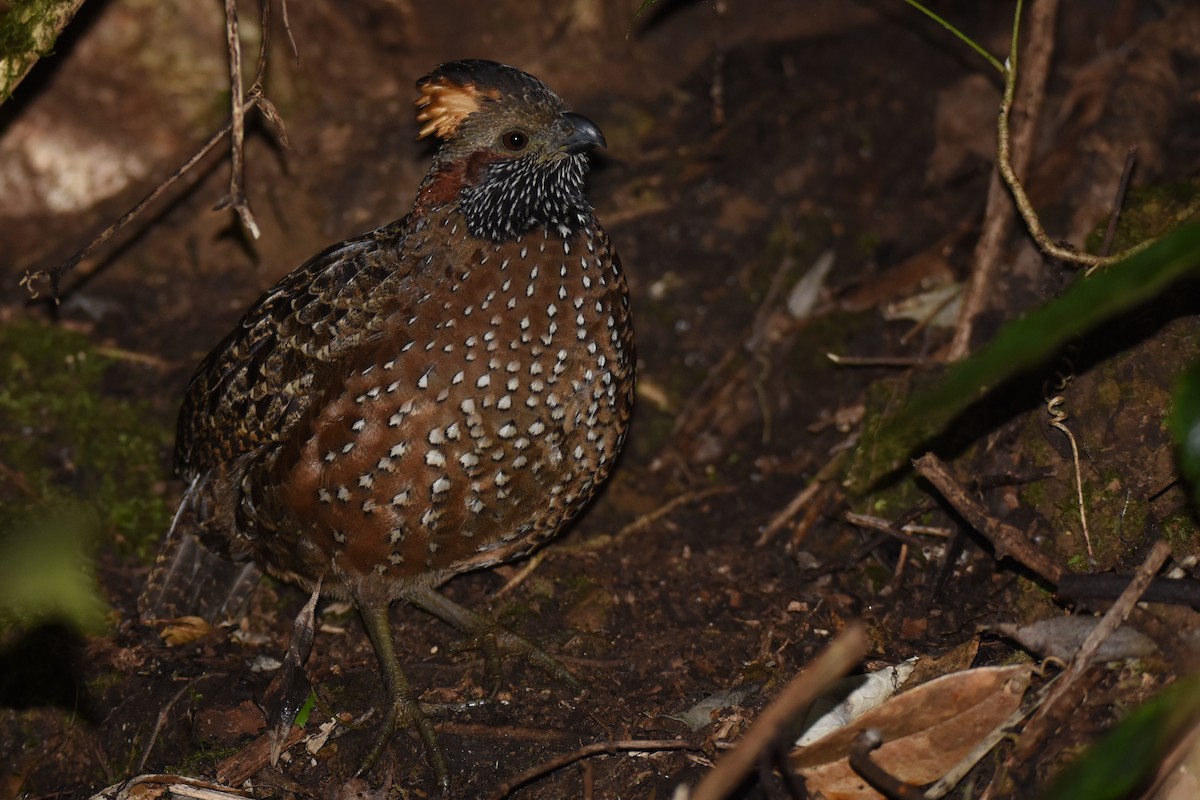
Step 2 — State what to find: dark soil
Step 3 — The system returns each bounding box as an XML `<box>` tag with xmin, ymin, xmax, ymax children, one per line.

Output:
<box><xmin>2</xmin><ymin>1</ymin><xmax>1199</xmax><ymax>798</ymax></box>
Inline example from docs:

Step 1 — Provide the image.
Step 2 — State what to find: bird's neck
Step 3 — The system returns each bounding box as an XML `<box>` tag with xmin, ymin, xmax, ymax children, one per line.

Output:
<box><xmin>413</xmin><ymin>154</ymin><xmax>593</xmax><ymax>243</ymax></box>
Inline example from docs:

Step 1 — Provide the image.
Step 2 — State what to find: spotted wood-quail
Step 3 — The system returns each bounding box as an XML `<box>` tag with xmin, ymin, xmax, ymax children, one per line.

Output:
<box><xmin>140</xmin><ymin>59</ymin><xmax>634</xmax><ymax>780</ymax></box>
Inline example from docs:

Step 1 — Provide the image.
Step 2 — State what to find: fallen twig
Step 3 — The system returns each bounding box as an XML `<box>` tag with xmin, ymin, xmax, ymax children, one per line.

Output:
<box><xmin>489</xmin><ymin>738</ymin><xmax>705</xmax><ymax>800</ymax></box>
<box><xmin>983</xmin><ymin>541</ymin><xmax>1172</xmax><ymax>798</ymax></box>
<box><xmin>137</xmin><ymin>673</ymin><xmax>227</xmax><ymax>773</ymax></box>
<box><xmin>947</xmin><ymin>0</ymin><xmax>1057</xmax><ymax>360</ymax></box>
<box><xmin>912</xmin><ymin>452</ymin><xmax>1064</xmax><ymax>584</ymax></box>
<box><xmin>494</xmin><ymin>485</ymin><xmax>731</xmax><ymax>599</ymax></box>
<box><xmin>688</xmin><ymin>623</ymin><xmax>868</xmax><ymax>800</ymax></box>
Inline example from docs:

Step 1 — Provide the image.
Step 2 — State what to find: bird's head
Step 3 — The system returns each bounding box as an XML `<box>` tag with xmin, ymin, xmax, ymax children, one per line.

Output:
<box><xmin>414</xmin><ymin>60</ymin><xmax>606</xmax><ymax>242</ymax></box>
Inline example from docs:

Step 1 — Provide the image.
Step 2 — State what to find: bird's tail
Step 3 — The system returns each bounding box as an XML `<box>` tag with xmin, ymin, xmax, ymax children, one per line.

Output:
<box><xmin>138</xmin><ymin>476</ymin><xmax>262</xmax><ymax>624</ymax></box>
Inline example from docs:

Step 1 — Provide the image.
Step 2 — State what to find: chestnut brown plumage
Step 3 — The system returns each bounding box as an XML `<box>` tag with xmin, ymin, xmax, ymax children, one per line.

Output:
<box><xmin>141</xmin><ymin>59</ymin><xmax>634</xmax><ymax>782</ymax></box>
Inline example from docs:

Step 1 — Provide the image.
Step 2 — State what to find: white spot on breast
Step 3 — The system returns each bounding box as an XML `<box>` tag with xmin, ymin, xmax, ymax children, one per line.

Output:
<box><xmin>476</xmin><ymin>374</ymin><xmax>491</xmax><ymax>388</ymax></box>
<box><xmin>431</xmin><ymin>477</ymin><xmax>450</xmax><ymax>494</ymax></box>
<box><xmin>426</xmin><ymin>449</ymin><xmax>446</xmax><ymax>467</ymax></box>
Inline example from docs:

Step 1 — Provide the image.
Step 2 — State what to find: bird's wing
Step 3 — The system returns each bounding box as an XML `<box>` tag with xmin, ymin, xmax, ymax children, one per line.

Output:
<box><xmin>175</xmin><ymin>218</ymin><xmax>413</xmax><ymax>476</ymax></box>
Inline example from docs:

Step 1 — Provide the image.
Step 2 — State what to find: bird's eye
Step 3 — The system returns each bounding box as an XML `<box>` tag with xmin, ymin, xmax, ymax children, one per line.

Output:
<box><xmin>501</xmin><ymin>130</ymin><xmax>528</xmax><ymax>151</ymax></box>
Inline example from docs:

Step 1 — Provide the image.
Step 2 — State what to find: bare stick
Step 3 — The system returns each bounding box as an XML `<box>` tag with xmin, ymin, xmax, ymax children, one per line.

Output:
<box><xmin>136</xmin><ymin>673</ymin><xmax>227</xmax><ymax>772</ymax></box>
<box><xmin>947</xmin><ymin>0</ymin><xmax>1057</xmax><ymax>361</ymax></box>
<box><xmin>912</xmin><ymin>452</ymin><xmax>1064</xmax><ymax>584</ymax></box>
<box><xmin>21</xmin><ymin>106</ymin><xmax>246</xmax><ymax>300</ymax></box>
<box><xmin>755</xmin><ymin>480</ymin><xmax>822</xmax><ymax>547</ymax></box>
<box><xmin>827</xmin><ymin>353</ymin><xmax>935</xmax><ymax>368</ymax></box>
<box><xmin>493</xmin><ymin>485</ymin><xmax>731</xmax><ymax>598</ymax></box>
<box><xmin>21</xmin><ymin>1</ymin><xmax>292</xmax><ymax>300</ymax></box>
<box><xmin>995</xmin><ymin>4</ymin><xmax>1200</xmax><ymax>270</ymax></box>
<box><xmin>690</xmin><ymin>623</ymin><xmax>869</xmax><ymax>800</ymax></box>
<box><xmin>489</xmin><ymin>739</ymin><xmax>704</xmax><ymax>800</ymax></box>
<box><xmin>215</xmin><ymin>0</ymin><xmax>260</xmax><ymax>239</ymax></box>
<box><xmin>848</xmin><ymin>730</ymin><xmax>926</xmax><ymax>799</ymax></box>
<box><xmin>986</xmin><ymin>540</ymin><xmax>1172</xmax><ymax>798</ymax></box>
<box><xmin>1098</xmin><ymin>147</ymin><xmax>1138</xmax><ymax>259</ymax></box>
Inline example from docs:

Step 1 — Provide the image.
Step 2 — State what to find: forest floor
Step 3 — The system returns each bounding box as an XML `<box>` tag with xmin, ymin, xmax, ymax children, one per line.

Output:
<box><xmin>2</xmin><ymin>1</ymin><xmax>1199</xmax><ymax>798</ymax></box>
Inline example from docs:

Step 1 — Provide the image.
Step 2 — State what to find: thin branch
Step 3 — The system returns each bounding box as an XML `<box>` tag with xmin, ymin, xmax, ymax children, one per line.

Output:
<box><xmin>214</xmin><ymin>0</ymin><xmax>260</xmax><ymax>239</ymax></box>
<box><xmin>20</xmin><ymin>99</ymin><xmax>255</xmax><ymax>300</ymax></box>
<box><xmin>493</xmin><ymin>485</ymin><xmax>731</xmax><ymax>598</ymax></box>
<box><xmin>1099</xmin><ymin>147</ymin><xmax>1138</xmax><ymax>258</ymax></box>
<box><xmin>988</xmin><ymin>541</ymin><xmax>1173</xmax><ymax>797</ymax></box>
<box><xmin>22</xmin><ymin>112</ymin><xmax>240</xmax><ymax>299</ymax></box>
<box><xmin>847</xmin><ymin>730</ymin><xmax>926</xmax><ymax>799</ymax></box>
<box><xmin>948</xmin><ymin>0</ymin><xmax>1056</xmax><ymax>360</ymax></box>
<box><xmin>21</xmin><ymin>0</ymin><xmax>294</xmax><ymax>300</ymax></box>
<box><xmin>912</xmin><ymin>452</ymin><xmax>1064</xmax><ymax>585</ymax></box>
<box><xmin>690</xmin><ymin>623</ymin><xmax>869</xmax><ymax>800</ymax></box>
<box><xmin>489</xmin><ymin>739</ymin><xmax>705</xmax><ymax>800</ymax></box>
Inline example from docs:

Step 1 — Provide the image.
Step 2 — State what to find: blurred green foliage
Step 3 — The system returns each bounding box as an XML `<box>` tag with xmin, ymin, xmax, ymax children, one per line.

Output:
<box><xmin>0</xmin><ymin>320</ymin><xmax>172</xmax><ymax>632</ymax></box>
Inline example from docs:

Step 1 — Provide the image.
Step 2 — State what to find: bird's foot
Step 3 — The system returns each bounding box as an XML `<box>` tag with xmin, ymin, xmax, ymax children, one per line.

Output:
<box><xmin>355</xmin><ymin>687</ymin><xmax>449</xmax><ymax>791</ymax></box>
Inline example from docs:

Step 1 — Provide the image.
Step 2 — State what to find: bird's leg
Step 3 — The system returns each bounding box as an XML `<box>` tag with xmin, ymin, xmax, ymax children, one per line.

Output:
<box><xmin>355</xmin><ymin>599</ymin><xmax>449</xmax><ymax>788</ymax></box>
<box><xmin>404</xmin><ymin>586</ymin><xmax>583</xmax><ymax>694</ymax></box>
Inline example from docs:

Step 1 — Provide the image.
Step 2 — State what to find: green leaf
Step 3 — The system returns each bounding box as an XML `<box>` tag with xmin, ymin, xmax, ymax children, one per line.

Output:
<box><xmin>294</xmin><ymin>688</ymin><xmax>318</xmax><ymax>728</ymax></box>
<box><xmin>1170</xmin><ymin>364</ymin><xmax>1200</xmax><ymax>500</ymax></box>
<box><xmin>1042</xmin><ymin>676</ymin><xmax>1200</xmax><ymax>799</ymax></box>
<box><xmin>633</xmin><ymin>0</ymin><xmax>660</xmax><ymax>17</ymax></box>
<box><xmin>855</xmin><ymin>222</ymin><xmax>1200</xmax><ymax>491</ymax></box>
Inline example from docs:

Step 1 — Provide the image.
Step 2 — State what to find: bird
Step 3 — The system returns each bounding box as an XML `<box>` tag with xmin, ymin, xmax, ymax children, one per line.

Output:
<box><xmin>139</xmin><ymin>59</ymin><xmax>634</xmax><ymax>782</ymax></box>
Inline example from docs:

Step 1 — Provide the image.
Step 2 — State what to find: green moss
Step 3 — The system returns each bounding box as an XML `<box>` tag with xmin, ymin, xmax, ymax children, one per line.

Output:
<box><xmin>0</xmin><ymin>320</ymin><xmax>172</xmax><ymax>561</ymax></box>
<box><xmin>1084</xmin><ymin>183</ymin><xmax>1200</xmax><ymax>255</ymax></box>
<box><xmin>0</xmin><ymin>0</ymin><xmax>45</xmax><ymax>61</ymax></box>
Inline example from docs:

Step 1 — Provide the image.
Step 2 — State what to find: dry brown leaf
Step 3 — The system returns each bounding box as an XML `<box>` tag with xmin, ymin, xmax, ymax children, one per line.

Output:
<box><xmin>160</xmin><ymin>615</ymin><xmax>214</xmax><ymax>647</ymax></box>
<box><xmin>993</xmin><ymin>616</ymin><xmax>1158</xmax><ymax>663</ymax></box>
<box><xmin>791</xmin><ymin>664</ymin><xmax>1032</xmax><ymax>799</ymax></box>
